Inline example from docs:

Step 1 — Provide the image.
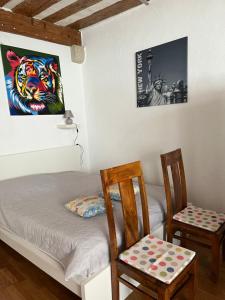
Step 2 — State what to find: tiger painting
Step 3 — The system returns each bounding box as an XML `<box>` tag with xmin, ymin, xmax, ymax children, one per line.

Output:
<box><xmin>1</xmin><ymin>45</ymin><xmax>65</xmax><ymax>115</ymax></box>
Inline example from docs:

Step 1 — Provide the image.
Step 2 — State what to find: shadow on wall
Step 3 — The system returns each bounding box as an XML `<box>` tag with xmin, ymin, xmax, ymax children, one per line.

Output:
<box><xmin>90</xmin><ymin>85</ymin><xmax>225</xmax><ymax>212</ymax></box>
<box><xmin>142</xmin><ymin>88</ymin><xmax>225</xmax><ymax>212</ymax></box>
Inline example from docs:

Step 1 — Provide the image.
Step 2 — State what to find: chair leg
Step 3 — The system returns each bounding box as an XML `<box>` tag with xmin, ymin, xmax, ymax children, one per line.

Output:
<box><xmin>223</xmin><ymin>237</ymin><xmax>225</xmax><ymax>261</ymax></box>
<box><xmin>180</xmin><ymin>231</ymin><xmax>187</xmax><ymax>248</ymax></box>
<box><xmin>167</xmin><ymin>226</ymin><xmax>173</xmax><ymax>243</ymax></box>
<box><xmin>189</xmin><ymin>257</ymin><xmax>198</xmax><ymax>300</ymax></box>
<box><xmin>211</xmin><ymin>237</ymin><xmax>220</xmax><ymax>282</ymax></box>
<box><xmin>158</xmin><ymin>287</ymin><xmax>169</xmax><ymax>300</ymax></box>
<box><xmin>111</xmin><ymin>262</ymin><xmax>119</xmax><ymax>300</ymax></box>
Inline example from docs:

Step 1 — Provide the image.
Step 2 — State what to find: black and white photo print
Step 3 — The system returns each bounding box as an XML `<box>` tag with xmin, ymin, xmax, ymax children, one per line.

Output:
<box><xmin>136</xmin><ymin>37</ymin><xmax>188</xmax><ymax>107</ymax></box>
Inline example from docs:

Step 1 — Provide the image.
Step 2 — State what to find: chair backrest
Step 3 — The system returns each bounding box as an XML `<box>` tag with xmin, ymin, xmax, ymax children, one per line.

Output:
<box><xmin>100</xmin><ymin>161</ymin><xmax>150</xmax><ymax>260</ymax></box>
<box><xmin>161</xmin><ymin>149</ymin><xmax>187</xmax><ymax>220</ymax></box>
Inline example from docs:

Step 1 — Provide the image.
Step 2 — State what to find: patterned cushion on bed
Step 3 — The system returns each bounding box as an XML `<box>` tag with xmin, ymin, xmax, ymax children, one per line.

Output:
<box><xmin>119</xmin><ymin>235</ymin><xmax>196</xmax><ymax>284</ymax></box>
<box><xmin>173</xmin><ymin>204</ymin><xmax>225</xmax><ymax>232</ymax></box>
<box><xmin>99</xmin><ymin>181</ymin><xmax>139</xmax><ymax>201</ymax></box>
<box><xmin>65</xmin><ymin>196</ymin><xmax>106</xmax><ymax>218</ymax></box>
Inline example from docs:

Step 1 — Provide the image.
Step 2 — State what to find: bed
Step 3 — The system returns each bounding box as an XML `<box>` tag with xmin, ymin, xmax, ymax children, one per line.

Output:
<box><xmin>0</xmin><ymin>147</ymin><xmax>166</xmax><ymax>300</ymax></box>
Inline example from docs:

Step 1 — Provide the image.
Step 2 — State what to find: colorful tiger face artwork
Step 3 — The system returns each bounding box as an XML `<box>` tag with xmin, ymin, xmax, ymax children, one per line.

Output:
<box><xmin>1</xmin><ymin>45</ymin><xmax>65</xmax><ymax>115</ymax></box>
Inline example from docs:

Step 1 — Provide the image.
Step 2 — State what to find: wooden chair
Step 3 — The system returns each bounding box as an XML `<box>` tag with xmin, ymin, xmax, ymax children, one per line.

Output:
<box><xmin>100</xmin><ymin>161</ymin><xmax>197</xmax><ymax>300</ymax></box>
<box><xmin>161</xmin><ymin>148</ymin><xmax>225</xmax><ymax>282</ymax></box>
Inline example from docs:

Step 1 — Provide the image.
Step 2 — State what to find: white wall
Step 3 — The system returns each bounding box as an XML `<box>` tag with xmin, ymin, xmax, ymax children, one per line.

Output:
<box><xmin>0</xmin><ymin>32</ymin><xmax>88</xmax><ymax>169</ymax></box>
<box><xmin>82</xmin><ymin>0</ymin><xmax>225</xmax><ymax>211</ymax></box>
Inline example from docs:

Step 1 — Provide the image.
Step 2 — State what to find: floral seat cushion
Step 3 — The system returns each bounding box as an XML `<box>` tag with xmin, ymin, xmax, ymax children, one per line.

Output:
<box><xmin>99</xmin><ymin>181</ymin><xmax>139</xmax><ymax>201</ymax></box>
<box><xmin>119</xmin><ymin>235</ymin><xmax>195</xmax><ymax>284</ymax></box>
<box><xmin>65</xmin><ymin>196</ymin><xmax>106</xmax><ymax>218</ymax></box>
<box><xmin>173</xmin><ymin>204</ymin><xmax>225</xmax><ymax>232</ymax></box>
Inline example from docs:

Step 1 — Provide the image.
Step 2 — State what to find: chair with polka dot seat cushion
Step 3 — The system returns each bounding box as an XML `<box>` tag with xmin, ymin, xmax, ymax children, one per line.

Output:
<box><xmin>101</xmin><ymin>161</ymin><xmax>197</xmax><ymax>300</ymax></box>
<box><xmin>161</xmin><ymin>149</ymin><xmax>225</xmax><ymax>282</ymax></box>
<box><xmin>173</xmin><ymin>204</ymin><xmax>225</xmax><ymax>232</ymax></box>
<box><xmin>119</xmin><ymin>235</ymin><xmax>195</xmax><ymax>285</ymax></box>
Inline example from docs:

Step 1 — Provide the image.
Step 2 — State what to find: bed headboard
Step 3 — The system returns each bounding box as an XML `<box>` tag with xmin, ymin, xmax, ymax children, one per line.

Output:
<box><xmin>0</xmin><ymin>146</ymin><xmax>81</xmax><ymax>181</ymax></box>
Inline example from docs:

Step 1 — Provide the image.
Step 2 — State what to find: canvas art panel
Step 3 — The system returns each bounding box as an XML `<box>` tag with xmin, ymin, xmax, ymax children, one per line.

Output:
<box><xmin>1</xmin><ymin>45</ymin><xmax>65</xmax><ymax>116</ymax></box>
<box><xmin>136</xmin><ymin>37</ymin><xmax>188</xmax><ymax>107</ymax></box>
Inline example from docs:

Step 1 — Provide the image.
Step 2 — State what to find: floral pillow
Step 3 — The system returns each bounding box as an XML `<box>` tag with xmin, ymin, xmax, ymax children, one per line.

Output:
<box><xmin>65</xmin><ymin>196</ymin><xmax>106</xmax><ymax>218</ymax></box>
<box><xmin>99</xmin><ymin>181</ymin><xmax>139</xmax><ymax>201</ymax></box>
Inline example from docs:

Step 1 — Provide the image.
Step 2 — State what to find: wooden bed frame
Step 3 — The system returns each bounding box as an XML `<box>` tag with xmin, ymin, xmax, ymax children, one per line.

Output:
<box><xmin>0</xmin><ymin>146</ymin><xmax>165</xmax><ymax>300</ymax></box>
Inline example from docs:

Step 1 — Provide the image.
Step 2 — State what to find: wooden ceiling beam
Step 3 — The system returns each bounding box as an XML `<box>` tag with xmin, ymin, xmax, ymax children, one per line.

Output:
<box><xmin>0</xmin><ymin>0</ymin><xmax>10</xmax><ymax>6</ymax></box>
<box><xmin>0</xmin><ymin>9</ymin><xmax>81</xmax><ymax>46</ymax></box>
<box><xmin>69</xmin><ymin>0</ymin><xmax>142</xmax><ymax>30</ymax></box>
<box><xmin>12</xmin><ymin>0</ymin><xmax>60</xmax><ymax>17</ymax></box>
<box><xmin>44</xmin><ymin>0</ymin><xmax>101</xmax><ymax>24</ymax></box>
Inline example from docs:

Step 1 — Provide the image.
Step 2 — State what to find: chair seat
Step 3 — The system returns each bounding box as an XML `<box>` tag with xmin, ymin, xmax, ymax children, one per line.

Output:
<box><xmin>173</xmin><ymin>204</ymin><xmax>225</xmax><ymax>232</ymax></box>
<box><xmin>119</xmin><ymin>235</ymin><xmax>195</xmax><ymax>284</ymax></box>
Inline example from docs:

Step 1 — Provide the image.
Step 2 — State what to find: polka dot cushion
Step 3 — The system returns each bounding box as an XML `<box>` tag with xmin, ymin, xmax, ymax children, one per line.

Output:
<box><xmin>119</xmin><ymin>235</ymin><xmax>195</xmax><ymax>284</ymax></box>
<box><xmin>173</xmin><ymin>204</ymin><xmax>225</xmax><ymax>232</ymax></box>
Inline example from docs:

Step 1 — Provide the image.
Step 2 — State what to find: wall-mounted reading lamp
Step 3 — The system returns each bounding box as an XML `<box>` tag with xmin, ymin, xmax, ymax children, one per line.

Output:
<box><xmin>63</xmin><ymin>110</ymin><xmax>74</xmax><ymax>125</ymax></box>
<box><xmin>57</xmin><ymin>110</ymin><xmax>76</xmax><ymax>129</ymax></box>
<box><xmin>57</xmin><ymin>110</ymin><xmax>84</xmax><ymax>167</ymax></box>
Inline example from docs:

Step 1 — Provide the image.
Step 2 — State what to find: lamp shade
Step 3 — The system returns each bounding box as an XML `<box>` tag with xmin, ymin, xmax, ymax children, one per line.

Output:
<box><xmin>64</xmin><ymin>110</ymin><xmax>74</xmax><ymax>118</ymax></box>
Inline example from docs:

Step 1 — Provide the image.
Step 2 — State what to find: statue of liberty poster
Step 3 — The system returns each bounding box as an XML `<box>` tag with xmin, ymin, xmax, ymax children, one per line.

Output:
<box><xmin>136</xmin><ymin>37</ymin><xmax>187</xmax><ymax>107</ymax></box>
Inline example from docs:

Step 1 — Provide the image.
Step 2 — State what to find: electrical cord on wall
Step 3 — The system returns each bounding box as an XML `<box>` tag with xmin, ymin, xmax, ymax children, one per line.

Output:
<box><xmin>73</xmin><ymin>126</ymin><xmax>84</xmax><ymax>168</ymax></box>
<box><xmin>77</xmin><ymin>143</ymin><xmax>84</xmax><ymax>167</ymax></box>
